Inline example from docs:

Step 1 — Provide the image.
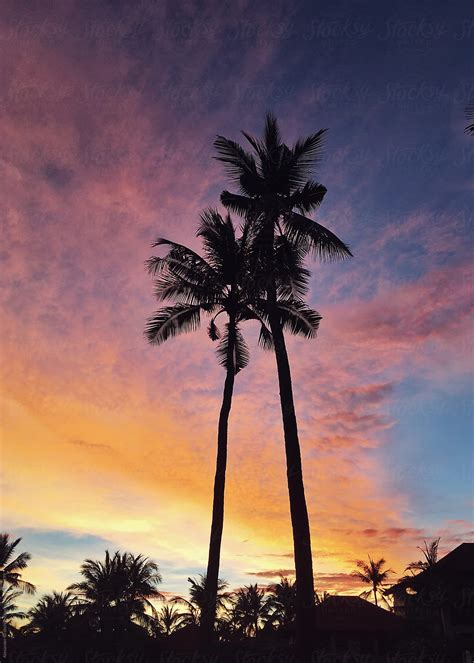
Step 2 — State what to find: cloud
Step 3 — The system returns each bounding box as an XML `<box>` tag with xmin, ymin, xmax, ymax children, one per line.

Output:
<box><xmin>246</xmin><ymin>569</ymin><xmax>295</xmax><ymax>578</ymax></box>
<box><xmin>69</xmin><ymin>439</ymin><xmax>113</xmax><ymax>451</ymax></box>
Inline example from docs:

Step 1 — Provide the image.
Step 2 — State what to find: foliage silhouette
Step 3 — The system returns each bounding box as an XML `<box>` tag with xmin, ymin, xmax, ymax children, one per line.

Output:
<box><xmin>67</xmin><ymin>550</ymin><xmax>163</xmax><ymax>635</ymax></box>
<box><xmin>0</xmin><ymin>533</ymin><xmax>36</xmax><ymax>595</ymax></box>
<box><xmin>232</xmin><ymin>584</ymin><xmax>271</xmax><ymax>638</ymax></box>
<box><xmin>26</xmin><ymin>591</ymin><xmax>76</xmax><ymax>637</ymax></box>
<box><xmin>170</xmin><ymin>574</ymin><xmax>230</xmax><ymax>628</ymax></box>
<box><xmin>352</xmin><ymin>555</ymin><xmax>394</xmax><ymax>607</ymax></box>
<box><xmin>155</xmin><ymin>603</ymin><xmax>186</xmax><ymax>636</ymax></box>
<box><xmin>405</xmin><ymin>538</ymin><xmax>440</xmax><ymax>574</ymax></box>
<box><xmin>0</xmin><ymin>586</ymin><xmax>27</xmax><ymax>637</ymax></box>
<box><xmin>266</xmin><ymin>577</ymin><xmax>296</xmax><ymax>630</ymax></box>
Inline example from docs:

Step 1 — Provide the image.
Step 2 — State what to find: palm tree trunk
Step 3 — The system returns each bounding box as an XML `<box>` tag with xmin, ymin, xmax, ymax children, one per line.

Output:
<box><xmin>373</xmin><ymin>585</ymin><xmax>378</xmax><ymax>607</ymax></box>
<box><xmin>200</xmin><ymin>324</ymin><xmax>236</xmax><ymax>648</ymax></box>
<box><xmin>268</xmin><ymin>293</ymin><xmax>315</xmax><ymax>660</ymax></box>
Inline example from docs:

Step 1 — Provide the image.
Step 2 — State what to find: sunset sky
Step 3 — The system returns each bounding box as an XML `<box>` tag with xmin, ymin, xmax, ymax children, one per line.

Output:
<box><xmin>1</xmin><ymin>0</ymin><xmax>473</xmax><ymax>609</ymax></box>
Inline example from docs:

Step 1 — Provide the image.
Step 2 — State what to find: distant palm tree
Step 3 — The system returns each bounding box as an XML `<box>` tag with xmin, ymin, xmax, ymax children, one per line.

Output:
<box><xmin>233</xmin><ymin>584</ymin><xmax>270</xmax><ymax>637</ymax></box>
<box><xmin>405</xmin><ymin>538</ymin><xmax>440</xmax><ymax>574</ymax></box>
<box><xmin>145</xmin><ymin>211</ymin><xmax>320</xmax><ymax>647</ymax></box>
<box><xmin>0</xmin><ymin>586</ymin><xmax>27</xmax><ymax>638</ymax></box>
<box><xmin>155</xmin><ymin>604</ymin><xmax>185</xmax><ymax>636</ymax></box>
<box><xmin>68</xmin><ymin>551</ymin><xmax>163</xmax><ymax>633</ymax></box>
<box><xmin>27</xmin><ymin>592</ymin><xmax>75</xmax><ymax>636</ymax></box>
<box><xmin>0</xmin><ymin>534</ymin><xmax>36</xmax><ymax>595</ymax></box>
<box><xmin>314</xmin><ymin>589</ymin><xmax>331</xmax><ymax>605</ymax></box>
<box><xmin>214</xmin><ymin>113</ymin><xmax>351</xmax><ymax>655</ymax></box>
<box><xmin>352</xmin><ymin>556</ymin><xmax>394</xmax><ymax>607</ymax></box>
<box><xmin>266</xmin><ymin>577</ymin><xmax>296</xmax><ymax>629</ymax></box>
<box><xmin>171</xmin><ymin>574</ymin><xmax>229</xmax><ymax>627</ymax></box>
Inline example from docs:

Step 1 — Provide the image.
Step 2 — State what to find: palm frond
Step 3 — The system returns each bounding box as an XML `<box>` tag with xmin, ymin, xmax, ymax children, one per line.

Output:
<box><xmin>216</xmin><ymin>323</ymin><xmax>249</xmax><ymax>374</ymax></box>
<box><xmin>263</xmin><ymin>112</ymin><xmax>282</xmax><ymax>153</ymax></box>
<box><xmin>214</xmin><ymin>136</ymin><xmax>258</xmax><ymax>185</ymax></box>
<box><xmin>208</xmin><ymin>317</ymin><xmax>221</xmax><ymax>341</ymax></box>
<box><xmin>290</xmin><ymin>181</ymin><xmax>327</xmax><ymax>214</ymax></box>
<box><xmin>283</xmin><ymin>211</ymin><xmax>352</xmax><ymax>261</ymax></box>
<box><xmin>276</xmin><ymin>300</ymin><xmax>322</xmax><ymax>338</ymax></box>
<box><xmin>145</xmin><ymin>305</ymin><xmax>201</xmax><ymax>345</ymax></box>
<box><xmin>258</xmin><ymin>323</ymin><xmax>274</xmax><ymax>350</ymax></box>
<box><xmin>291</xmin><ymin>129</ymin><xmax>327</xmax><ymax>174</ymax></box>
<box><xmin>220</xmin><ymin>191</ymin><xmax>255</xmax><ymax>217</ymax></box>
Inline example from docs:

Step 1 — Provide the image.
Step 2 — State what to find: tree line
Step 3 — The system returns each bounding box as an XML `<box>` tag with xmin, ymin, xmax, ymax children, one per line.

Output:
<box><xmin>1</xmin><ymin>533</ymin><xmax>441</xmax><ymax>645</ymax></box>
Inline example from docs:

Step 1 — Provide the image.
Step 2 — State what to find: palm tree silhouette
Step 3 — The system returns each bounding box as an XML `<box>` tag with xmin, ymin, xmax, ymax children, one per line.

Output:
<box><xmin>170</xmin><ymin>574</ymin><xmax>230</xmax><ymax>628</ymax></box>
<box><xmin>145</xmin><ymin>211</ymin><xmax>320</xmax><ymax>646</ymax></box>
<box><xmin>233</xmin><ymin>584</ymin><xmax>270</xmax><ymax>637</ymax></box>
<box><xmin>352</xmin><ymin>556</ymin><xmax>394</xmax><ymax>607</ymax></box>
<box><xmin>27</xmin><ymin>591</ymin><xmax>75</xmax><ymax>637</ymax></box>
<box><xmin>214</xmin><ymin>114</ymin><xmax>352</xmax><ymax>654</ymax></box>
<box><xmin>155</xmin><ymin>604</ymin><xmax>186</xmax><ymax>636</ymax></box>
<box><xmin>405</xmin><ymin>538</ymin><xmax>440</xmax><ymax>575</ymax></box>
<box><xmin>266</xmin><ymin>576</ymin><xmax>296</xmax><ymax>629</ymax></box>
<box><xmin>0</xmin><ymin>586</ymin><xmax>27</xmax><ymax>638</ymax></box>
<box><xmin>0</xmin><ymin>534</ymin><xmax>36</xmax><ymax>595</ymax></box>
<box><xmin>68</xmin><ymin>550</ymin><xmax>163</xmax><ymax>634</ymax></box>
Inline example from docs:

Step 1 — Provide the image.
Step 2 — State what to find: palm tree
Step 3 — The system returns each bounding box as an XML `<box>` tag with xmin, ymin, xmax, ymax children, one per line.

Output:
<box><xmin>145</xmin><ymin>211</ymin><xmax>320</xmax><ymax>647</ymax></box>
<box><xmin>352</xmin><ymin>556</ymin><xmax>394</xmax><ymax>607</ymax></box>
<box><xmin>233</xmin><ymin>584</ymin><xmax>270</xmax><ymax>637</ymax></box>
<box><xmin>0</xmin><ymin>586</ymin><xmax>27</xmax><ymax>638</ymax></box>
<box><xmin>314</xmin><ymin>590</ymin><xmax>331</xmax><ymax>605</ymax></box>
<box><xmin>68</xmin><ymin>550</ymin><xmax>163</xmax><ymax>633</ymax></box>
<box><xmin>0</xmin><ymin>534</ymin><xmax>36</xmax><ymax>595</ymax></box>
<box><xmin>27</xmin><ymin>591</ymin><xmax>75</xmax><ymax>636</ymax></box>
<box><xmin>214</xmin><ymin>114</ymin><xmax>352</xmax><ymax>654</ymax></box>
<box><xmin>155</xmin><ymin>604</ymin><xmax>185</xmax><ymax>636</ymax></box>
<box><xmin>266</xmin><ymin>576</ymin><xmax>296</xmax><ymax>629</ymax></box>
<box><xmin>171</xmin><ymin>574</ymin><xmax>230</xmax><ymax>627</ymax></box>
<box><xmin>405</xmin><ymin>538</ymin><xmax>440</xmax><ymax>575</ymax></box>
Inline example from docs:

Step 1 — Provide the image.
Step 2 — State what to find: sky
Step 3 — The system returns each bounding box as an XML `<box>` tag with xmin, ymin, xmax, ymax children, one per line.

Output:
<box><xmin>1</xmin><ymin>0</ymin><xmax>473</xmax><ymax>610</ymax></box>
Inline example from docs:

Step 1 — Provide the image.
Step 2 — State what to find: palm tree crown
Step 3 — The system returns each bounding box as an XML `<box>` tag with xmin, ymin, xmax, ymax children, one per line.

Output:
<box><xmin>27</xmin><ymin>591</ymin><xmax>75</xmax><ymax>635</ymax></box>
<box><xmin>145</xmin><ymin>210</ymin><xmax>320</xmax><ymax>370</ymax></box>
<box><xmin>232</xmin><ymin>584</ymin><xmax>270</xmax><ymax>637</ymax></box>
<box><xmin>171</xmin><ymin>574</ymin><xmax>229</xmax><ymax>627</ymax></box>
<box><xmin>0</xmin><ymin>586</ymin><xmax>27</xmax><ymax>637</ymax></box>
<box><xmin>405</xmin><ymin>538</ymin><xmax>440</xmax><ymax>574</ymax></box>
<box><xmin>0</xmin><ymin>533</ymin><xmax>36</xmax><ymax>595</ymax></box>
<box><xmin>68</xmin><ymin>550</ymin><xmax>163</xmax><ymax>632</ymax></box>
<box><xmin>266</xmin><ymin>576</ymin><xmax>296</xmax><ymax>629</ymax></box>
<box><xmin>352</xmin><ymin>556</ymin><xmax>394</xmax><ymax>607</ymax></box>
<box><xmin>214</xmin><ymin>112</ymin><xmax>352</xmax><ymax>272</ymax></box>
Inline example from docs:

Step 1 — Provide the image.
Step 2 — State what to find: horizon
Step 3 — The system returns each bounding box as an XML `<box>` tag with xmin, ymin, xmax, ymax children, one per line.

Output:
<box><xmin>1</xmin><ymin>0</ymin><xmax>473</xmax><ymax>617</ymax></box>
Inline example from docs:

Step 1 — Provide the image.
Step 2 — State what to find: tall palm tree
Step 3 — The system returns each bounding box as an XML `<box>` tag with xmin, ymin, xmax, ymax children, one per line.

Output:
<box><xmin>145</xmin><ymin>211</ymin><xmax>320</xmax><ymax>647</ymax></box>
<box><xmin>27</xmin><ymin>591</ymin><xmax>75</xmax><ymax>636</ymax></box>
<box><xmin>405</xmin><ymin>538</ymin><xmax>440</xmax><ymax>575</ymax></box>
<box><xmin>233</xmin><ymin>584</ymin><xmax>270</xmax><ymax>637</ymax></box>
<box><xmin>214</xmin><ymin>114</ymin><xmax>352</xmax><ymax>654</ymax></box>
<box><xmin>0</xmin><ymin>534</ymin><xmax>36</xmax><ymax>595</ymax></box>
<box><xmin>266</xmin><ymin>576</ymin><xmax>296</xmax><ymax>629</ymax></box>
<box><xmin>352</xmin><ymin>556</ymin><xmax>394</xmax><ymax>607</ymax></box>
<box><xmin>0</xmin><ymin>586</ymin><xmax>27</xmax><ymax>638</ymax></box>
<box><xmin>68</xmin><ymin>550</ymin><xmax>163</xmax><ymax>633</ymax></box>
